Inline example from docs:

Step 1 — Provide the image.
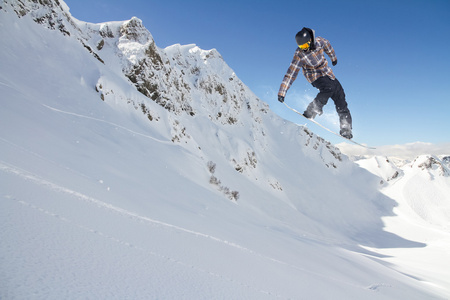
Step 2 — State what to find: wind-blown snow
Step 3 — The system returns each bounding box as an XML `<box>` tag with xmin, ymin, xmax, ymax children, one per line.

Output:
<box><xmin>1</xmin><ymin>0</ymin><xmax>449</xmax><ymax>299</ymax></box>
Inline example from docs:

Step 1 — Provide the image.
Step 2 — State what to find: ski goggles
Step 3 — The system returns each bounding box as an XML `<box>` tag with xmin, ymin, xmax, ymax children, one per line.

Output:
<box><xmin>298</xmin><ymin>41</ymin><xmax>310</xmax><ymax>50</ymax></box>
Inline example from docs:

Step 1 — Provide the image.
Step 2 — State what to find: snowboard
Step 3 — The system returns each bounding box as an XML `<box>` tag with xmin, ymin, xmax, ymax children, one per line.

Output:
<box><xmin>283</xmin><ymin>102</ymin><xmax>376</xmax><ymax>149</ymax></box>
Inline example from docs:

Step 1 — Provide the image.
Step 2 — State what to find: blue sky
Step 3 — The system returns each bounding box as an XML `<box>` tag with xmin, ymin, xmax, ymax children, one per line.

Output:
<box><xmin>64</xmin><ymin>0</ymin><xmax>450</xmax><ymax>147</ymax></box>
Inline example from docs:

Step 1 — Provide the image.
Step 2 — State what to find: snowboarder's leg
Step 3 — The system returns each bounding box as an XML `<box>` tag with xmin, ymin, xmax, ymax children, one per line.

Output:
<box><xmin>303</xmin><ymin>100</ymin><xmax>323</xmax><ymax>119</ymax></box>
<box><xmin>303</xmin><ymin>76</ymin><xmax>332</xmax><ymax>119</ymax></box>
<box><xmin>330</xmin><ymin>79</ymin><xmax>353</xmax><ymax>139</ymax></box>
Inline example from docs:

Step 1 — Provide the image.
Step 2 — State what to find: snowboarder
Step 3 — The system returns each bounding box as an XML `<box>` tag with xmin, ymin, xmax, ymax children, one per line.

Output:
<box><xmin>278</xmin><ymin>27</ymin><xmax>353</xmax><ymax>139</ymax></box>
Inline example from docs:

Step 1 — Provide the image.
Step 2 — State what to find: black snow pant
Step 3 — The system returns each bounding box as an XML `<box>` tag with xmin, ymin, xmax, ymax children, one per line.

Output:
<box><xmin>304</xmin><ymin>76</ymin><xmax>352</xmax><ymax>131</ymax></box>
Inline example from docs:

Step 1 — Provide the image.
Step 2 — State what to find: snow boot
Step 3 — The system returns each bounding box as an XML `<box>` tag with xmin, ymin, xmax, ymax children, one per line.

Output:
<box><xmin>339</xmin><ymin>113</ymin><xmax>353</xmax><ymax>139</ymax></box>
<box><xmin>340</xmin><ymin>128</ymin><xmax>353</xmax><ymax>139</ymax></box>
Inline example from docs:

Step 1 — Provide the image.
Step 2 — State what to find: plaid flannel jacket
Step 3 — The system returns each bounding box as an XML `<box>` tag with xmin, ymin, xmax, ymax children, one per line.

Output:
<box><xmin>278</xmin><ymin>37</ymin><xmax>337</xmax><ymax>97</ymax></box>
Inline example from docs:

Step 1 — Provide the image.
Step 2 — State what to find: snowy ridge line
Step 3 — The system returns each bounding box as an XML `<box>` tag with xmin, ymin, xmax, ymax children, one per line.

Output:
<box><xmin>42</xmin><ymin>104</ymin><xmax>172</xmax><ymax>145</ymax></box>
<box><xmin>0</xmin><ymin>160</ymin><xmax>263</xmax><ymax>252</ymax></box>
<box><xmin>0</xmin><ymin>137</ymin><xmax>95</xmax><ymax>182</ymax></box>
<box><xmin>0</xmin><ymin>81</ymin><xmax>12</xmax><ymax>88</ymax></box>
<box><xmin>9</xmin><ymin>197</ymin><xmax>284</xmax><ymax>299</ymax></box>
<box><xmin>0</xmin><ymin>160</ymin><xmax>366</xmax><ymax>291</ymax></box>
<box><xmin>0</xmin><ymin>79</ymin><xmax>30</xmax><ymax>98</ymax></box>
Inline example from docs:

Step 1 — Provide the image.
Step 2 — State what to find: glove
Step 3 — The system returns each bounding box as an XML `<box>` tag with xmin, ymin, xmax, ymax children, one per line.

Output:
<box><xmin>332</xmin><ymin>60</ymin><xmax>338</xmax><ymax>66</ymax></box>
<box><xmin>278</xmin><ymin>95</ymin><xmax>285</xmax><ymax>103</ymax></box>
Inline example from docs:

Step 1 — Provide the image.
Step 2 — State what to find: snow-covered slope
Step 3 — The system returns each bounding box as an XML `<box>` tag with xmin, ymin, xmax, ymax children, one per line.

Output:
<box><xmin>348</xmin><ymin>153</ymin><xmax>450</xmax><ymax>296</ymax></box>
<box><xmin>355</xmin><ymin>154</ymin><xmax>450</xmax><ymax>230</ymax></box>
<box><xmin>1</xmin><ymin>0</ymin><xmax>449</xmax><ymax>298</ymax></box>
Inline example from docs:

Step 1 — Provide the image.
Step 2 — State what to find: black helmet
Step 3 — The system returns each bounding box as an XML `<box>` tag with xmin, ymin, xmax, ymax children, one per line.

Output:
<box><xmin>295</xmin><ymin>28</ymin><xmax>311</xmax><ymax>45</ymax></box>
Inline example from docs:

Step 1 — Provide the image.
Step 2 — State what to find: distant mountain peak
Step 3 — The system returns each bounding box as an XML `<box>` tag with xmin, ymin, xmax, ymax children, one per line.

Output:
<box><xmin>413</xmin><ymin>155</ymin><xmax>449</xmax><ymax>177</ymax></box>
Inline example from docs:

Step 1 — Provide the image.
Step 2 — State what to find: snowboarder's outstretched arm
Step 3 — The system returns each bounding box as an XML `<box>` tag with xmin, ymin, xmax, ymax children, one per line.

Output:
<box><xmin>278</xmin><ymin>53</ymin><xmax>303</xmax><ymax>99</ymax></box>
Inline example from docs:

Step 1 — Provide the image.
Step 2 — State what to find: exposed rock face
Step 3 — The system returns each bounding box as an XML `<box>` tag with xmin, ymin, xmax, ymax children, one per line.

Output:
<box><xmin>414</xmin><ymin>155</ymin><xmax>449</xmax><ymax>177</ymax></box>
